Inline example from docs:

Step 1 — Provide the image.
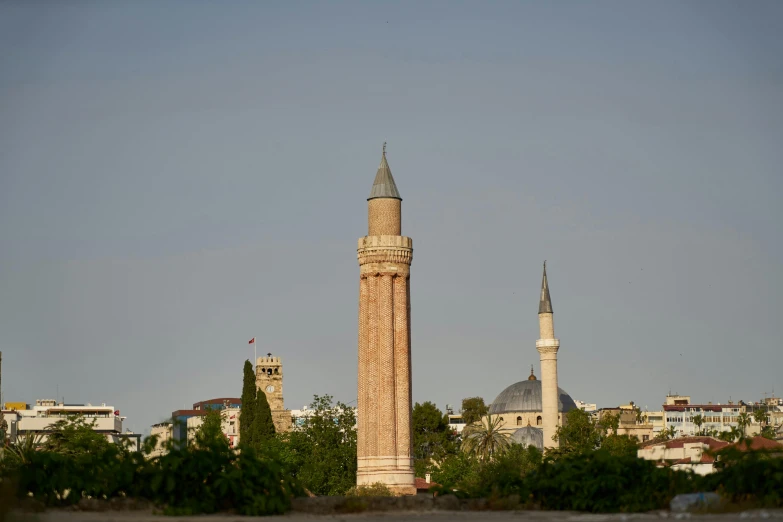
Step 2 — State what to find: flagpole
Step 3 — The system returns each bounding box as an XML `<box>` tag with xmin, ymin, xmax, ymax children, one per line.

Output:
<box><xmin>254</xmin><ymin>338</ymin><xmax>257</xmax><ymax>369</ymax></box>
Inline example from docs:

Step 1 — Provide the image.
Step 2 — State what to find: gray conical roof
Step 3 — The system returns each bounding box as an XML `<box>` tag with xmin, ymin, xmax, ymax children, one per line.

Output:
<box><xmin>539</xmin><ymin>261</ymin><xmax>553</xmax><ymax>314</ymax></box>
<box><xmin>368</xmin><ymin>144</ymin><xmax>401</xmax><ymax>201</ymax></box>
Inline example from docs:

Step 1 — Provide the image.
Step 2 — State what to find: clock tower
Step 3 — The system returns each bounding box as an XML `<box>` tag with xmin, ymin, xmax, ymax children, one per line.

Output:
<box><xmin>255</xmin><ymin>354</ymin><xmax>290</xmax><ymax>430</ymax></box>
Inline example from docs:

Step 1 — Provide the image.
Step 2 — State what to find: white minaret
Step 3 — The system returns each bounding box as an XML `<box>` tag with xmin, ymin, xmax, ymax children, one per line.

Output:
<box><xmin>536</xmin><ymin>262</ymin><xmax>560</xmax><ymax>449</ymax></box>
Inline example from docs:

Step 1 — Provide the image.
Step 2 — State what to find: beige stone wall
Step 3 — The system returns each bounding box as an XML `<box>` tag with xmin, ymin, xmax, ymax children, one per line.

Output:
<box><xmin>256</xmin><ymin>356</ymin><xmax>292</xmax><ymax>433</ymax></box>
<box><xmin>256</xmin><ymin>356</ymin><xmax>284</xmax><ymax>411</ymax></box>
<box><xmin>357</xmin><ymin>225</ymin><xmax>415</xmax><ymax>495</ymax></box>
<box><xmin>494</xmin><ymin>411</ymin><xmax>565</xmax><ymax>432</ymax></box>
<box><xmin>272</xmin><ymin>410</ymin><xmax>292</xmax><ymax>433</ymax></box>
<box><xmin>368</xmin><ymin>199</ymin><xmax>401</xmax><ymax>236</ymax></box>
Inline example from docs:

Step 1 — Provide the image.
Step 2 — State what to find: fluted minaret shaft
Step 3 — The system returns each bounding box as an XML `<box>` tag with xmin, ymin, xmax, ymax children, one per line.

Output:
<box><xmin>356</xmin><ymin>145</ymin><xmax>415</xmax><ymax>495</ymax></box>
<box><xmin>536</xmin><ymin>262</ymin><xmax>560</xmax><ymax>449</ymax></box>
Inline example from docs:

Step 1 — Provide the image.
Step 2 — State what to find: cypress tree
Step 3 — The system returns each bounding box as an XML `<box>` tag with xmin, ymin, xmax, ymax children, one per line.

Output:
<box><xmin>239</xmin><ymin>360</ymin><xmax>257</xmax><ymax>448</ymax></box>
<box><xmin>252</xmin><ymin>387</ymin><xmax>276</xmax><ymax>448</ymax></box>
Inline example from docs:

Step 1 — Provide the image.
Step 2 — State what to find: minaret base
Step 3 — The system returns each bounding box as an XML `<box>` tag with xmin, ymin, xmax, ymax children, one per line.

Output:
<box><xmin>357</xmin><ymin>457</ymin><xmax>415</xmax><ymax>495</ymax></box>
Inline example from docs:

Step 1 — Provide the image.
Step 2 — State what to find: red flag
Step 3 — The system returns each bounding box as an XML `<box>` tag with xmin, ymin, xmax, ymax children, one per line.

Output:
<box><xmin>114</xmin><ymin>410</ymin><xmax>120</xmax><ymax>416</ymax></box>
<box><xmin>248</xmin><ymin>338</ymin><xmax>255</xmax><ymax>344</ymax></box>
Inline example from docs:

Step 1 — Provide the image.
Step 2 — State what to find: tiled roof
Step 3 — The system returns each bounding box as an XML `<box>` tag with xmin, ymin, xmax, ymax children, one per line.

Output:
<box><xmin>722</xmin><ymin>436</ymin><xmax>783</xmax><ymax>452</ymax></box>
<box><xmin>639</xmin><ymin>436</ymin><xmax>728</xmax><ymax>450</ymax></box>
<box><xmin>672</xmin><ymin>454</ymin><xmax>716</xmax><ymax>465</ymax></box>
<box><xmin>663</xmin><ymin>405</ymin><xmax>725</xmax><ymax>412</ymax></box>
<box><xmin>415</xmin><ymin>478</ymin><xmax>439</xmax><ymax>490</ymax></box>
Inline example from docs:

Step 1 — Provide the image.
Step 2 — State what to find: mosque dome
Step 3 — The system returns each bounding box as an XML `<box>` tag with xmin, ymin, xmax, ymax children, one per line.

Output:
<box><xmin>488</xmin><ymin>378</ymin><xmax>577</xmax><ymax>415</ymax></box>
<box><xmin>510</xmin><ymin>425</ymin><xmax>544</xmax><ymax>450</ymax></box>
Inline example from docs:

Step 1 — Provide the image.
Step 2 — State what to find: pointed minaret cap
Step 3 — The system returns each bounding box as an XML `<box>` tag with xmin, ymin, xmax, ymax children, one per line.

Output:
<box><xmin>368</xmin><ymin>142</ymin><xmax>402</xmax><ymax>201</ymax></box>
<box><xmin>539</xmin><ymin>261</ymin><xmax>553</xmax><ymax>314</ymax></box>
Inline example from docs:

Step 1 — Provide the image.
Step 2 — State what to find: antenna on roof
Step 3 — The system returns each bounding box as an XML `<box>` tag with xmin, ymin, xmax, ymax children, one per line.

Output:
<box><xmin>383</xmin><ymin>141</ymin><xmax>387</xmax><ymax>155</ymax></box>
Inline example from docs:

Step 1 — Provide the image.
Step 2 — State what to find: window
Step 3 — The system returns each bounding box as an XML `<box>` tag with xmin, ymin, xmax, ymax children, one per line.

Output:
<box><xmin>642</xmin><ymin>435</ymin><xmax>650</xmax><ymax>442</ymax></box>
<box><xmin>536</xmin><ymin>416</ymin><xmax>542</xmax><ymax>426</ymax></box>
<box><xmin>516</xmin><ymin>416</ymin><xmax>522</xmax><ymax>426</ymax></box>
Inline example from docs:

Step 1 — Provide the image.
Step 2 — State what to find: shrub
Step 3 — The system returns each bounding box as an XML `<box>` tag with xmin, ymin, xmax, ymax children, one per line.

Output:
<box><xmin>346</xmin><ymin>483</ymin><xmax>394</xmax><ymax>497</ymax></box>
<box><xmin>701</xmin><ymin>446</ymin><xmax>783</xmax><ymax>508</ymax></box>
<box><xmin>1</xmin><ymin>435</ymin><xmax>303</xmax><ymax>515</ymax></box>
<box><xmin>531</xmin><ymin>450</ymin><xmax>699</xmax><ymax>512</ymax></box>
<box><xmin>459</xmin><ymin>444</ymin><xmax>541</xmax><ymax>500</ymax></box>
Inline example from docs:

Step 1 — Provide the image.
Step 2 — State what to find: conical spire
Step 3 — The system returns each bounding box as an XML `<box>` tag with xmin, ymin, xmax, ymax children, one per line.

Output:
<box><xmin>539</xmin><ymin>261</ymin><xmax>553</xmax><ymax>314</ymax></box>
<box><xmin>368</xmin><ymin>142</ymin><xmax>402</xmax><ymax>201</ymax></box>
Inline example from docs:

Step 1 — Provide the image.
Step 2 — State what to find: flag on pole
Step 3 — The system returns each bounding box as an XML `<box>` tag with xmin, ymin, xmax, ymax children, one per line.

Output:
<box><xmin>248</xmin><ymin>338</ymin><xmax>255</xmax><ymax>344</ymax></box>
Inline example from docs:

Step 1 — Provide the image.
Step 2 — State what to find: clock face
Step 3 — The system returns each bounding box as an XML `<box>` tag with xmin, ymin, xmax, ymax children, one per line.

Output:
<box><xmin>266</xmin><ymin>385</ymin><xmax>275</xmax><ymax>393</ymax></box>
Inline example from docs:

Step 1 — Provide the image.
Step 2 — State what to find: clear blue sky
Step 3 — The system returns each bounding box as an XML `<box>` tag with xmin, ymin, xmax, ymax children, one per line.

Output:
<box><xmin>1</xmin><ymin>1</ymin><xmax>781</xmax><ymax>433</ymax></box>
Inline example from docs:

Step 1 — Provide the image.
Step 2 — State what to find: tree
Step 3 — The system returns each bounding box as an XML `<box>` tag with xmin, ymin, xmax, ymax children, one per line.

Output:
<box><xmin>193</xmin><ymin>408</ymin><xmax>228</xmax><ymax>449</ymax></box>
<box><xmin>461</xmin><ymin>397</ymin><xmax>488</xmax><ymax>426</ymax></box>
<box><xmin>282</xmin><ymin>395</ymin><xmax>357</xmax><ymax>496</ymax></box>
<box><xmin>412</xmin><ymin>402</ymin><xmax>457</xmax><ymax>476</ymax></box>
<box><xmin>0</xmin><ymin>409</ymin><xmax>7</xmax><ymax>443</ymax></box>
<box><xmin>633</xmin><ymin>406</ymin><xmax>643</xmax><ymax>424</ymax></box>
<box><xmin>430</xmin><ymin>451</ymin><xmax>477</xmax><ymax>489</ymax></box>
<box><xmin>760</xmin><ymin>425</ymin><xmax>777</xmax><ymax>440</ymax></box>
<box><xmin>718</xmin><ymin>426</ymin><xmax>741</xmax><ymax>442</ymax></box>
<box><xmin>600</xmin><ymin>434</ymin><xmax>639</xmax><ymax>458</ymax></box>
<box><xmin>41</xmin><ymin>415</ymin><xmax>113</xmax><ymax>455</ymax></box>
<box><xmin>239</xmin><ymin>360</ymin><xmax>256</xmax><ymax>448</ymax></box>
<box><xmin>692</xmin><ymin>414</ymin><xmax>704</xmax><ymax>435</ymax></box>
<box><xmin>661</xmin><ymin>426</ymin><xmax>677</xmax><ymax>440</ymax></box>
<box><xmin>753</xmin><ymin>408</ymin><xmax>769</xmax><ymax>426</ymax></box>
<box><xmin>461</xmin><ymin>413</ymin><xmax>510</xmax><ymax>462</ymax></box>
<box><xmin>737</xmin><ymin>412</ymin><xmax>751</xmax><ymax>437</ymax></box>
<box><xmin>553</xmin><ymin>409</ymin><xmax>604</xmax><ymax>455</ymax></box>
<box><xmin>596</xmin><ymin>412</ymin><xmax>620</xmax><ymax>435</ymax></box>
<box><xmin>252</xmin><ymin>387</ymin><xmax>276</xmax><ymax>446</ymax></box>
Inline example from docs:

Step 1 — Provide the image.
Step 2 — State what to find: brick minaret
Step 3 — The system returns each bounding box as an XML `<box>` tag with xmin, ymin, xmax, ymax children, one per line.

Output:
<box><xmin>356</xmin><ymin>144</ymin><xmax>415</xmax><ymax>495</ymax></box>
<box><xmin>536</xmin><ymin>261</ymin><xmax>560</xmax><ymax>449</ymax></box>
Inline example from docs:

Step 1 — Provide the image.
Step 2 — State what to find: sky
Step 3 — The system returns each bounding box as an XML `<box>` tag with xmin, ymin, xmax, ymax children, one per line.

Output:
<box><xmin>1</xmin><ymin>1</ymin><xmax>781</xmax><ymax>434</ymax></box>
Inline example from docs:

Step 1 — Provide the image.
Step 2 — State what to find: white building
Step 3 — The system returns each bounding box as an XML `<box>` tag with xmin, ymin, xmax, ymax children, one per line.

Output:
<box><xmin>637</xmin><ymin>436</ymin><xmax>727</xmax><ymax>476</ymax></box>
<box><xmin>149</xmin><ymin>422</ymin><xmax>173</xmax><ymax>457</ymax></box>
<box><xmin>185</xmin><ymin>407</ymin><xmax>241</xmax><ymax>448</ymax></box>
<box><xmin>662</xmin><ymin>395</ymin><xmax>759</xmax><ymax>438</ymax></box>
<box><xmin>574</xmin><ymin>400</ymin><xmax>597</xmax><ymax>412</ymax></box>
<box><xmin>290</xmin><ymin>405</ymin><xmax>357</xmax><ymax>431</ymax></box>
<box><xmin>3</xmin><ymin>399</ymin><xmax>140</xmax><ymax>450</ymax></box>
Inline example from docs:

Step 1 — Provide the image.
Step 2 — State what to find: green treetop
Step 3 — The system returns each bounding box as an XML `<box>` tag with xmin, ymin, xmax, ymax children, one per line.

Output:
<box><xmin>412</xmin><ymin>401</ymin><xmax>458</xmax><ymax>476</ymax></box>
<box><xmin>551</xmin><ymin>409</ymin><xmax>638</xmax><ymax>458</ymax></box>
<box><xmin>239</xmin><ymin>360</ymin><xmax>257</xmax><ymax>449</ymax></box>
<box><xmin>252</xmin><ymin>387</ymin><xmax>276</xmax><ymax>446</ymax></box>
<box><xmin>193</xmin><ymin>408</ymin><xmax>228</xmax><ymax>449</ymax></box>
<box><xmin>461</xmin><ymin>397</ymin><xmax>488</xmax><ymax>426</ymax></box>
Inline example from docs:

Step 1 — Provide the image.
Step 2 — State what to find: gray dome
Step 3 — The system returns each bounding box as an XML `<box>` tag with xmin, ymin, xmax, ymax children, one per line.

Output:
<box><xmin>511</xmin><ymin>425</ymin><xmax>544</xmax><ymax>450</ymax></box>
<box><xmin>489</xmin><ymin>380</ymin><xmax>577</xmax><ymax>414</ymax></box>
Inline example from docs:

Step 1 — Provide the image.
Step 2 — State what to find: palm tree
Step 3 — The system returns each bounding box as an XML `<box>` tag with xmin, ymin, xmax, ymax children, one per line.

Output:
<box><xmin>692</xmin><ymin>414</ymin><xmax>704</xmax><ymax>435</ymax></box>
<box><xmin>753</xmin><ymin>408</ymin><xmax>769</xmax><ymax>426</ymax></box>
<box><xmin>663</xmin><ymin>426</ymin><xmax>677</xmax><ymax>440</ymax></box>
<box><xmin>461</xmin><ymin>413</ymin><xmax>510</xmax><ymax>461</ymax></box>
<box><xmin>737</xmin><ymin>413</ymin><xmax>751</xmax><ymax>438</ymax></box>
